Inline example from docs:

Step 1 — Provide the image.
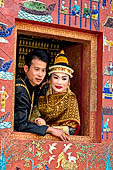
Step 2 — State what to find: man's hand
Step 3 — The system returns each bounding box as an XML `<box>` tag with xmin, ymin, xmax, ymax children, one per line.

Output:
<box><xmin>46</xmin><ymin>127</ymin><xmax>69</xmax><ymax>142</ymax></box>
<box><xmin>35</xmin><ymin>118</ymin><xmax>46</xmax><ymax>126</ymax></box>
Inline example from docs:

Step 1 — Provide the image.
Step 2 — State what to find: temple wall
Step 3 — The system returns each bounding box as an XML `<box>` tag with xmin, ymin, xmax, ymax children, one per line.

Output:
<box><xmin>0</xmin><ymin>0</ymin><xmax>113</xmax><ymax>169</ymax></box>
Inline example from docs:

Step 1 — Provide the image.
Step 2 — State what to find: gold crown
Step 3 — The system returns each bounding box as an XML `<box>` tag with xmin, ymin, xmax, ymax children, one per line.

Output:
<box><xmin>49</xmin><ymin>50</ymin><xmax>74</xmax><ymax>78</ymax></box>
<box><xmin>54</xmin><ymin>50</ymin><xmax>69</xmax><ymax>65</ymax></box>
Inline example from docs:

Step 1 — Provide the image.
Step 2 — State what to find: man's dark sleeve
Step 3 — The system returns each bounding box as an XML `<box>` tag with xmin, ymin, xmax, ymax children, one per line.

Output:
<box><xmin>14</xmin><ymin>86</ymin><xmax>48</xmax><ymax>136</ymax></box>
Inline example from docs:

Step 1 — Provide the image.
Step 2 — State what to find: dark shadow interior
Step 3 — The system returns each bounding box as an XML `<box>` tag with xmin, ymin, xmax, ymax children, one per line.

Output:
<box><xmin>16</xmin><ymin>33</ymin><xmax>88</xmax><ymax>136</ymax></box>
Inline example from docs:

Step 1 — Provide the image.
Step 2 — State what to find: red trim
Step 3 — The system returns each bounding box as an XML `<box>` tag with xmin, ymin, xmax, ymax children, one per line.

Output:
<box><xmin>96</xmin><ymin>32</ymin><xmax>103</xmax><ymax>143</ymax></box>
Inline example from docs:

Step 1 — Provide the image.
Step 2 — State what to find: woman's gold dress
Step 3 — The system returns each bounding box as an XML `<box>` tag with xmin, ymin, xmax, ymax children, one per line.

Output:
<box><xmin>29</xmin><ymin>86</ymin><xmax>80</xmax><ymax>135</ymax></box>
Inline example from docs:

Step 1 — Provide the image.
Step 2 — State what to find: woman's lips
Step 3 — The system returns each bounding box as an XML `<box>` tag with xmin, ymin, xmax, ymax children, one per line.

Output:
<box><xmin>55</xmin><ymin>86</ymin><xmax>62</xmax><ymax>89</ymax></box>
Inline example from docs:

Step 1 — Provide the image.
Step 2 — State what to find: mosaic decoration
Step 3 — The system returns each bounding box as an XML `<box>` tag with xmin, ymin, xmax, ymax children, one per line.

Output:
<box><xmin>0</xmin><ymin>112</ymin><xmax>10</xmax><ymax>123</ymax></box>
<box><xmin>18</xmin><ymin>1</ymin><xmax>56</xmax><ymax>23</ymax></box>
<box><xmin>71</xmin><ymin>0</ymin><xmax>80</xmax><ymax>17</ymax></box>
<box><xmin>19</xmin><ymin>1</ymin><xmax>56</xmax><ymax>15</ymax></box>
<box><xmin>91</xmin><ymin>4</ymin><xmax>98</xmax><ymax>20</ymax></box>
<box><xmin>103</xmin><ymin>117</ymin><xmax>110</xmax><ymax>132</ymax></box>
<box><xmin>103</xmin><ymin>35</ymin><xmax>113</xmax><ymax>52</ymax></box>
<box><xmin>0</xmin><ymin>0</ymin><xmax>4</xmax><ymax>8</ymax></box>
<box><xmin>104</xmin><ymin>17</ymin><xmax>113</xmax><ymax>29</ymax></box>
<box><xmin>103</xmin><ymin>59</ymin><xmax>113</xmax><ymax>100</ymax></box>
<box><xmin>0</xmin><ymin>86</ymin><xmax>9</xmax><ymax>112</ymax></box>
<box><xmin>60</xmin><ymin>0</ymin><xmax>68</xmax><ymax>14</ymax></box>
<box><xmin>45</xmin><ymin>164</ymin><xmax>50</xmax><ymax>170</ymax></box>
<box><xmin>56</xmin><ymin>151</ymin><xmax>77</xmax><ymax>169</ymax></box>
<box><xmin>46</xmin><ymin>142</ymin><xmax>113</xmax><ymax>169</ymax></box>
<box><xmin>21</xmin><ymin>140</ymin><xmax>47</xmax><ymax>169</ymax></box>
<box><xmin>102</xmin><ymin>107</ymin><xmax>113</xmax><ymax>140</ymax></box>
<box><xmin>1</xmin><ymin>139</ymin><xmax>113</xmax><ymax>170</ymax></box>
<box><xmin>0</xmin><ymin>48</ymin><xmax>13</xmax><ymax>80</ymax></box>
<box><xmin>0</xmin><ymin>11</ymin><xmax>14</xmax><ymax>40</ymax></box>
<box><xmin>0</xmin><ymin>112</ymin><xmax>11</xmax><ymax>129</ymax></box>
<box><xmin>48</xmin><ymin>143</ymin><xmax>78</xmax><ymax>170</ymax></box>
<box><xmin>98</xmin><ymin>143</ymin><xmax>113</xmax><ymax>170</ymax></box>
<box><xmin>103</xmin><ymin>17</ymin><xmax>113</xmax><ymax>52</ymax></box>
<box><xmin>110</xmin><ymin>0</ymin><xmax>113</xmax><ymax>14</ymax></box>
<box><xmin>47</xmin><ymin>143</ymin><xmax>98</xmax><ymax>169</ymax></box>
<box><xmin>0</xmin><ymin>23</ymin><xmax>14</xmax><ymax>38</ymax></box>
<box><xmin>0</xmin><ymin>38</ymin><xmax>8</xmax><ymax>43</ymax></box>
<box><xmin>0</xmin><ymin>134</ymin><xmax>22</xmax><ymax>170</ymax></box>
<box><xmin>75</xmin><ymin>143</ymin><xmax>96</xmax><ymax>169</ymax></box>
<box><xmin>58</xmin><ymin>0</ymin><xmax>100</xmax><ymax>31</ymax></box>
<box><xmin>49</xmin><ymin>143</ymin><xmax>57</xmax><ymax>154</ymax></box>
<box><xmin>0</xmin><ymin>71</ymin><xmax>13</xmax><ymax>80</ymax></box>
<box><xmin>83</xmin><ymin>2</ymin><xmax>90</xmax><ymax>18</ymax></box>
<box><xmin>48</xmin><ymin>143</ymin><xmax>70</xmax><ymax>168</ymax></box>
<box><xmin>0</xmin><ymin>59</ymin><xmax>13</xmax><ymax>72</ymax></box>
<box><xmin>102</xmin><ymin>0</ymin><xmax>107</xmax><ymax>9</ymax></box>
<box><xmin>18</xmin><ymin>10</ymin><xmax>53</xmax><ymax>23</ymax></box>
<box><xmin>0</xmin><ymin>121</ymin><xmax>11</xmax><ymax>129</ymax></box>
<box><xmin>0</xmin><ymin>136</ymin><xmax>15</xmax><ymax>170</ymax></box>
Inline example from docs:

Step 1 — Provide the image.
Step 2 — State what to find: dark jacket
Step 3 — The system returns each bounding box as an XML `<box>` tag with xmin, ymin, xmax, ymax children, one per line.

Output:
<box><xmin>14</xmin><ymin>77</ymin><xmax>49</xmax><ymax>136</ymax></box>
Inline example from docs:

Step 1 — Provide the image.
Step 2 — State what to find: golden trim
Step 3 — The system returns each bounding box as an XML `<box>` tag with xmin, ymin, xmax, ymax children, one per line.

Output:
<box><xmin>11</xmin><ymin>132</ymin><xmax>91</xmax><ymax>142</ymax></box>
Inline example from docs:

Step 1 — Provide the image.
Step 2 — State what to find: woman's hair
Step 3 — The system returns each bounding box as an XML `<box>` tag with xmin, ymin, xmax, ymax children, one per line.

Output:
<box><xmin>25</xmin><ymin>49</ymin><xmax>49</xmax><ymax>69</ymax></box>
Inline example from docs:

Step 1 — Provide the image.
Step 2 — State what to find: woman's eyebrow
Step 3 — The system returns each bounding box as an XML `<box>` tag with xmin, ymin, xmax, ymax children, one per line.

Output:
<box><xmin>53</xmin><ymin>73</ymin><xmax>59</xmax><ymax>77</ymax></box>
<box><xmin>62</xmin><ymin>76</ymin><xmax>68</xmax><ymax>77</ymax></box>
<box><xmin>62</xmin><ymin>75</ymin><xmax>68</xmax><ymax>78</ymax></box>
<box><xmin>53</xmin><ymin>73</ymin><xmax>68</xmax><ymax>78</ymax></box>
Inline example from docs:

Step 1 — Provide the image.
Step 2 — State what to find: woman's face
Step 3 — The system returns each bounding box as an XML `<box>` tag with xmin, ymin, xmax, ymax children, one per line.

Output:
<box><xmin>51</xmin><ymin>72</ymin><xmax>70</xmax><ymax>93</ymax></box>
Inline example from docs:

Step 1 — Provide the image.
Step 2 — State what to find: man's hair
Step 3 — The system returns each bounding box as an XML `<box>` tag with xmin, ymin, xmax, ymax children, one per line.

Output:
<box><xmin>25</xmin><ymin>49</ymin><xmax>49</xmax><ymax>69</ymax></box>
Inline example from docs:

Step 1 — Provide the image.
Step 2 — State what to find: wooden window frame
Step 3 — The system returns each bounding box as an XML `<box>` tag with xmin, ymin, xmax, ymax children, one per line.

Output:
<box><xmin>11</xmin><ymin>18</ymin><xmax>103</xmax><ymax>143</ymax></box>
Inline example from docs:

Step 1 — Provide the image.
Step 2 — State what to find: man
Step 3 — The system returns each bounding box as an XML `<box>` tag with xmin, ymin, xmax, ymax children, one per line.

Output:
<box><xmin>14</xmin><ymin>49</ymin><xmax>69</xmax><ymax>141</ymax></box>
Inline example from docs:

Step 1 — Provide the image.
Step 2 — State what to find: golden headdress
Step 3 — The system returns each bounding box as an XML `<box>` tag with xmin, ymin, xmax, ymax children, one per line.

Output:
<box><xmin>48</xmin><ymin>50</ymin><xmax>74</xmax><ymax>78</ymax></box>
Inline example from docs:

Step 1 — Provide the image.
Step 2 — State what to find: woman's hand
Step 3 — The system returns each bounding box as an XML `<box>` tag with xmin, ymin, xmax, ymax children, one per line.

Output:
<box><xmin>35</xmin><ymin>118</ymin><xmax>46</xmax><ymax>126</ymax></box>
<box><xmin>46</xmin><ymin>127</ymin><xmax>69</xmax><ymax>142</ymax></box>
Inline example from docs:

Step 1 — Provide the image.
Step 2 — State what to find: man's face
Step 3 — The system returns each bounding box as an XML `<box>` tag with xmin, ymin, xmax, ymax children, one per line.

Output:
<box><xmin>51</xmin><ymin>72</ymin><xmax>69</xmax><ymax>93</ymax></box>
<box><xmin>24</xmin><ymin>58</ymin><xmax>47</xmax><ymax>86</ymax></box>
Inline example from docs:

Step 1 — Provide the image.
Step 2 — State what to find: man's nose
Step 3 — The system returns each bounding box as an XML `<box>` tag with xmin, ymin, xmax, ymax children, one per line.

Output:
<box><xmin>38</xmin><ymin>70</ymin><xmax>43</xmax><ymax>77</ymax></box>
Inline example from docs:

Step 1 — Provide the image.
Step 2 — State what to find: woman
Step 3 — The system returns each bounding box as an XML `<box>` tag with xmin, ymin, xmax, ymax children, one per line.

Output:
<box><xmin>33</xmin><ymin>50</ymin><xmax>80</xmax><ymax>135</ymax></box>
